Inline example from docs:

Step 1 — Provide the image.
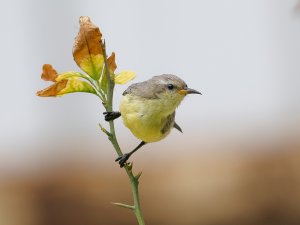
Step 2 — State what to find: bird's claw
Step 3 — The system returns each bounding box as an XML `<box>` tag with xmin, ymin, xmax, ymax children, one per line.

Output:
<box><xmin>103</xmin><ymin>111</ymin><xmax>121</xmax><ymax>121</ymax></box>
<box><xmin>115</xmin><ymin>153</ymin><xmax>130</xmax><ymax>168</ymax></box>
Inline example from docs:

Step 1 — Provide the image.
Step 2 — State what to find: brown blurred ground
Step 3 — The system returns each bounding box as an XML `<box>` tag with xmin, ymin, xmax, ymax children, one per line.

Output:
<box><xmin>1</xmin><ymin>141</ymin><xmax>300</xmax><ymax>225</ymax></box>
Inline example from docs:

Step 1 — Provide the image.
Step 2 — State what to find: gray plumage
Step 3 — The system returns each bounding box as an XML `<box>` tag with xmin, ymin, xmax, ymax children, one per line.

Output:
<box><xmin>123</xmin><ymin>74</ymin><xmax>187</xmax><ymax>99</ymax></box>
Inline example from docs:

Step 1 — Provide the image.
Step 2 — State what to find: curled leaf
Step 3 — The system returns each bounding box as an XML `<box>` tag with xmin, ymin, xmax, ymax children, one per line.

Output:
<box><xmin>41</xmin><ymin>64</ymin><xmax>58</xmax><ymax>82</ymax></box>
<box><xmin>114</xmin><ymin>71</ymin><xmax>136</xmax><ymax>84</ymax></box>
<box><xmin>73</xmin><ymin>16</ymin><xmax>104</xmax><ymax>80</ymax></box>
<box><xmin>107</xmin><ymin>52</ymin><xmax>117</xmax><ymax>73</ymax></box>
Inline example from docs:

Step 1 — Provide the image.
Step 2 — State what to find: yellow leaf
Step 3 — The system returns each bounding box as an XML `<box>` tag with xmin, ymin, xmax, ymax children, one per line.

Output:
<box><xmin>37</xmin><ymin>65</ymin><xmax>96</xmax><ymax>97</ymax></box>
<box><xmin>114</xmin><ymin>71</ymin><xmax>136</xmax><ymax>84</ymax></box>
<box><xmin>57</xmin><ymin>78</ymin><xmax>96</xmax><ymax>96</ymax></box>
<box><xmin>78</xmin><ymin>54</ymin><xmax>104</xmax><ymax>79</ymax></box>
<box><xmin>56</xmin><ymin>71</ymin><xmax>86</xmax><ymax>81</ymax></box>
<box><xmin>37</xmin><ymin>78</ymin><xmax>96</xmax><ymax>97</ymax></box>
<box><xmin>73</xmin><ymin>16</ymin><xmax>104</xmax><ymax>80</ymax></box>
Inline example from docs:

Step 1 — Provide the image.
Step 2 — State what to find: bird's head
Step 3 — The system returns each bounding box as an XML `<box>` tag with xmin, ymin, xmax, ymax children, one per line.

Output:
<box><xmin>151</xmin><ymin>74</ymin><xmax>201</xmax><ymax>109</ymax></box>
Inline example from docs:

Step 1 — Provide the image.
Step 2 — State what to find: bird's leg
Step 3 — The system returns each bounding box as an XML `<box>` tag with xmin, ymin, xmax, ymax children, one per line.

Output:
<box><xmin>103</xmin><ymin>111</ymin><xmax>121</xmax><ymax>121</ymax></box>
<box><xmin>115</xmin><ymin>141</ymin><xmax>147</xmax><ymax>168</ymax></box>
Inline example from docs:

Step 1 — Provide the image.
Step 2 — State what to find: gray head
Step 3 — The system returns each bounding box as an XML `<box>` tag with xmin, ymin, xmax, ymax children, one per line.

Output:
<box><xmin>123</xmin><ymin>74</ymin><xmax>201</xmax><ymax>99</ymax></box>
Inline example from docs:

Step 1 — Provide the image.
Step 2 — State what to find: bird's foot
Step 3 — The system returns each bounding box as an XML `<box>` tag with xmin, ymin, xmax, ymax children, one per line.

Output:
<box><xmin>103</xmin><ymin>111</ymin><xmax>121</xmax><ymax>121</ymax></box>
<box><xmin>115</xmin><ymin>153</ymin><xmax>131</xmax><ymax>168</ymax></box>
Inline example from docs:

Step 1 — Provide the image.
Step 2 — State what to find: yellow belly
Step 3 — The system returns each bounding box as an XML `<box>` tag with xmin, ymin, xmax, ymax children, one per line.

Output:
<box><xmin>120</xmin><ymin>94</ymin><xmax>173</xmax><ymax>142</ymax></box>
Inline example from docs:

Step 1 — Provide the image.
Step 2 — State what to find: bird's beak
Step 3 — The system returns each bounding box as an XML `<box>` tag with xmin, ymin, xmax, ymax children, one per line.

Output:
<box><xmin>178</xmin><ymin>87</ymin><xmax>202</xmax><ymax>96</ymax></box>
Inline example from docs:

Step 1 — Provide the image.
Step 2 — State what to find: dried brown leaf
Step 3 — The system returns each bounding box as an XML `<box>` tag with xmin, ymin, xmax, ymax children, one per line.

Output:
<box><xmin>41</xmin><ymin>64</ymin><xmax>58</xmax><ymax>82</ymax></box>
<box><xmin>107</xmin><ymin>52</ymin><xmax>117</xmax><ymax>73</ymax></box>
<box><xmin>73</xmin><ymin>16</ymin><xmax>103</xmax><ymax>80</ymax></box>
<box><xmin>36</xmin><ymin>80</ymin><xmax>68</xmax><ymax>97</ymax></box>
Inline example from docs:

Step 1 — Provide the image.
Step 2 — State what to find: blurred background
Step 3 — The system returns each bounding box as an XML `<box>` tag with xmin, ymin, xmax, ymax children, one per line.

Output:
<box><xmin>1</xmin><ymin>0</ymin><xmax>300</xmax><ymax>224</ymax></box>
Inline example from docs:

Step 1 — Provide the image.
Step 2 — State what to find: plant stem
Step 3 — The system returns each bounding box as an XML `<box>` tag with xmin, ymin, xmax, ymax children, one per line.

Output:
<box><xmin>101</xmin><ymin>41</ymin><xmax>146</xmax><ymax>225</ymax></box>
<box><xmin>108</xmin><ymin>119</ymin><xmax>145</xmax><ymax>225</ymax></box>
<box><xmin>127</xmin><ymin>169</ymin><xmax>145</xmax><ymax>224</ymax></box>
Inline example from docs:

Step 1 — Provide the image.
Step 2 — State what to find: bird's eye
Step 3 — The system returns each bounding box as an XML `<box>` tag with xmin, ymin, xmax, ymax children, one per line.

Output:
<box><xmin>167</xmin><ymin>84</ymin><xmax>174</xmax><ymax>90</ymax></box>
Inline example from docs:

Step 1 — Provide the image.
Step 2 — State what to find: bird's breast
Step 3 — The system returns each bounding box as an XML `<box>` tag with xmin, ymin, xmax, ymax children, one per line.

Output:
<box><xmin>119</xmin><ymin>94</ymin><xmax>175</xmax><ymax>142</ymax></box>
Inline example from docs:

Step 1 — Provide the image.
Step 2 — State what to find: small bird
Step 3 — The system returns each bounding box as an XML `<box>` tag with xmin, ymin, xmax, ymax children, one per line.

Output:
<box><xmin>104</xmin><ymin>74</ymin><xmax>201</xmax><ymax>167</ymax></box>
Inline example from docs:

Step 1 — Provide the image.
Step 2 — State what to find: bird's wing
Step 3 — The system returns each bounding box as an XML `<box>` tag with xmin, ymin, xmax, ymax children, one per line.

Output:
<box><xmin>161</xmin><ymin>112</ymin><xmax>176</xmax><ymax>134</ymax></box>
<box><xmin>174</xmin><ymin>122</ymin><xmax>183</xmax><ymax>133</ymax></box>
<box><xmin>122</xmin><ymin>80</ymin><xmax>165</xmax><ymax>99</ymax></box>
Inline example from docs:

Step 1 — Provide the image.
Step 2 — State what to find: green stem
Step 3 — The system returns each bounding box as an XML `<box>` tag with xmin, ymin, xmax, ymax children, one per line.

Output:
<box><xmin>127</xmin><ymin>169</ymin><xmax>145</xmax><ymax>224</ymax></box>
<box><xmin>100</xmin><ymin>40</ymin><xmax>146</xmax><ymax>225</ymax></box>
<box><xmin>108</xmin><ymin>120</ymin><xmax>145</xmax><ymax>225</ymax></box>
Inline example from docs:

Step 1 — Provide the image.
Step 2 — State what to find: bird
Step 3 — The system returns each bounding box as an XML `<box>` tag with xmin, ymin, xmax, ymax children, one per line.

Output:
<box><xmin>103</xmin><ymin>74</ymin><xmax>201</xmax><ymax>167</ymax></box>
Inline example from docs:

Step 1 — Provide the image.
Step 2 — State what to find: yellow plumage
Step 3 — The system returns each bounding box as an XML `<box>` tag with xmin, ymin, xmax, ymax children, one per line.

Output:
<box><xmin>120</xmin><ymin>91</ymin><xmax>184</xmax><ymax>142</ymax></box>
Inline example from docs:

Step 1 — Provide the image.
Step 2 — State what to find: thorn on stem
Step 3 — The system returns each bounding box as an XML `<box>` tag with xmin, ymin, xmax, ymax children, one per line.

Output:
<box><xmin>99</xmin><ymin>123</ymin><xmax>111</xmax><ymax>136</ymax></box>
<box><xmin>135</xmin><ymin>171</ymin><xmax>142</xmax><ymax>181</ymax></box>
<box><xmin>111</xmin><ymin>202</ymin><xmax>135</xmax><ymax>210</ymax></box>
